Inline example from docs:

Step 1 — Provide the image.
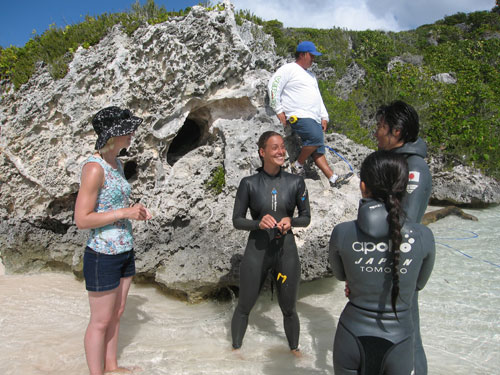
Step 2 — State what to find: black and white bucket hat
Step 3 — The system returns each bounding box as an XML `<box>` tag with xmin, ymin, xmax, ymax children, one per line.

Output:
<box><xmin>92</xmin><ymin>106</ymin><xmax>143</xmax><ymax>150</ymax></box>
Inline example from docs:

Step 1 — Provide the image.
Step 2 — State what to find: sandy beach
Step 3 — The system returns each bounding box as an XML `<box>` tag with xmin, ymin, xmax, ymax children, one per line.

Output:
<box><xmin>0</xmin><ymin>206</ymin><xmax>499</xmax><ymax>374</ymax></box>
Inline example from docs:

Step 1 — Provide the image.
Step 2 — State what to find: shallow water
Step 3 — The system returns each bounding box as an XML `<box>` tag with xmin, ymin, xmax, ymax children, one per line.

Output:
<box><xmin>0</xmin><ymin>205</ymin><xmax>499</xmax><ymax>375</ymax></box>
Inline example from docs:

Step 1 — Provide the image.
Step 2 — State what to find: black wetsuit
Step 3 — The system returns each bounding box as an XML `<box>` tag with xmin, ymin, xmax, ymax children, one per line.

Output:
<box><xmin>231</xmin><ymin>168</ymin><xmax>311</xmax><ymax>350</ymax></box>
<box><xmin>393</xmin><ymin>137</ymin><xmax>432</xmax><ymax>375</ymax></box>
<box><xmin>393</xmin><ymin>137</ymin><xmax>432</xmax><ymax>224</ymax></box>
<box><xmin>329</xmin><ymin>198</ymin><xmax>435</xmax><ymax>375</ymax></box>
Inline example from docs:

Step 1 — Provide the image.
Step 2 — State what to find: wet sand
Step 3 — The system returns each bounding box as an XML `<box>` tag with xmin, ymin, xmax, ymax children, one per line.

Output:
<box><xmin>0</xmin><ymin>206</ymin><xmax>499</xmax><ymax>374</ymax></box>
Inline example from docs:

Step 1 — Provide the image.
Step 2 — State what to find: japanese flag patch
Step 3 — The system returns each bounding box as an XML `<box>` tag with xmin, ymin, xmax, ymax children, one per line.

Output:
<box><xmin>408</xmin><ymin>171</ymin><xmax>420</xmax><ymax>182</ymax></box>
<box><xmin>407</xmin><ymin>171</ymin><xmax>420</xmax><ymax>194</ymax></box>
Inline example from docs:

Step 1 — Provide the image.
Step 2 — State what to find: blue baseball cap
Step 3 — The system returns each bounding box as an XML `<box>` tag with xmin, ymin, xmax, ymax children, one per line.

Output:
<box><xmin>296</xmin><ymin>41</ymin><xmax>322</xmax><ymax>56</ymax></box>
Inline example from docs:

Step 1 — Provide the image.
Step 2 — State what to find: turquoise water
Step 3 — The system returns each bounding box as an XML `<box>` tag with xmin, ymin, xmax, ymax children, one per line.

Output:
<box><xmin>0</xmin><ymin>205</ymin><xmax>498</xmax><ymax>374</ymax></box>
<box><xmin>422</xmin><ymin>205</ymin><xmax>500</xmax><ymax>374</ymax></box>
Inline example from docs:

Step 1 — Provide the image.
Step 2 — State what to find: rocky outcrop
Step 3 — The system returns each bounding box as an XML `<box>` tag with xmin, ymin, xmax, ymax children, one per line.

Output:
<box><xmin>429</xmin><ymin>159</ymin><xmax>500</xmax><ymax>206</ymax></box>
<box><xmin>387</xmin><ymin>53</ymin><xmax>423</xmax><ymax>72</ymax></box>
<box><xmin>422</xmin><ymin>206</ymin><xmax>478</xmax><ymax>225</ymax></box>
<box><xmin>431</xmin><ymin>72</ymin><xmax>457</xmax><ymax>84</ymax></box>
<box><xmin>335</xmin><ymin>62</ymin><xmax>365</xmax><ymax>100</ymax></box>
<box><xmin>0</xmin><ymin>1</ymin><xmax>362</xmax><ymax>301</ymax></box>
<box><xmin>0</xmin><ymin>1</ymin><xmax>498</xmax><ymax>301</ymax></box>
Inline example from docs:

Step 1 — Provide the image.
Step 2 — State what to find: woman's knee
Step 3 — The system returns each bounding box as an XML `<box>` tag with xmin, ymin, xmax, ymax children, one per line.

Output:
<box><xmin>88</xmin><ymin>314</ymin><xmax>114</xmax><ymax>332</ymax></box>
<box><xmin>278</xmin><ymin>300</ymin><xmax>297</xmax><ymax>317</ymax></box>
<box><xmin>114</xmin><ymin>304</ymin><xmax>126</xmax><ymax>320</ymax></box>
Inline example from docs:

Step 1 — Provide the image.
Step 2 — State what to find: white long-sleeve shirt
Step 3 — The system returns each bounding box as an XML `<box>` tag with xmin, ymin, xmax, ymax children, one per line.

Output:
<box><xmin>268</xmin><ymin>62</ymin><xmax>329</xmax><ymax>124</ymax></box>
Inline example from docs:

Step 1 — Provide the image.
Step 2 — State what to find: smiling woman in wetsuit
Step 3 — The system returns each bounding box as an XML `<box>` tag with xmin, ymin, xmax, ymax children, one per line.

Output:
<box><xmin>329</xmin><ymin>151</ymin><xmax>435</xmax><ymax>375</ymax></box>
<box><xmin>231</xmin><ymin>131</ymin><xmax>311</xmax><ymax>355</ymax></box>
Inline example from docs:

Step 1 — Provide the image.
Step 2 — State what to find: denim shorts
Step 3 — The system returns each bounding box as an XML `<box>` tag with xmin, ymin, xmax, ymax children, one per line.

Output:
<box><xmin>83</xmin><ymin>246</ymin><xmax>136</xmax><ymax>292</ymax></box>
<box><xmin>290</xmin><ymin>117</ymin><xmax>325</xmax><ymax>154</ymax></box>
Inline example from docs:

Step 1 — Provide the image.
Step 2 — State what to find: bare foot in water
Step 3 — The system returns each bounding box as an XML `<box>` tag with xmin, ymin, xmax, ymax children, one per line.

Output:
<box><xmin>104</xmin><ymin>366</ymin><xmax>141</xmax><ymax>374</ymax></box>
<box><xmin>291</xmin><ymin>349</ymin><xmax>302</xmax><ymax>358</ymax></box>
<box><xmin>231</xmin><ymin>348</ymin><xmax>245</xmax><ymax>360</ymax></box>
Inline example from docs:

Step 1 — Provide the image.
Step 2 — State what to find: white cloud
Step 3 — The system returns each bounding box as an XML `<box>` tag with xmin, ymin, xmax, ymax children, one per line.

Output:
<box><xmin>230</xmin><ymin>0</ymin><xmax>495</xmax><ymax>31</ymax></box>
<box><xmin>365</xmin><ymin>0</ymin><xmax>494</xmax><ymax>30</ymax></box>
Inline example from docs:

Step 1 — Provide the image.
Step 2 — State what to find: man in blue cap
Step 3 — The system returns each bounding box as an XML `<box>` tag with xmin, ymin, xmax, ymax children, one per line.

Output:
<box><xmin>268</xmin><ymin>41</ymin><xmax>352</xmax><ymax>187</ymax></box>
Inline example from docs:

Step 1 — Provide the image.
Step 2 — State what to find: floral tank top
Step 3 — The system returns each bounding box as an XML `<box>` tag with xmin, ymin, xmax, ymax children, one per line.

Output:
<box><xmin>84</xmin><ymin>155</ymin><xmax>133</xmax><ymax>254</ymax></box>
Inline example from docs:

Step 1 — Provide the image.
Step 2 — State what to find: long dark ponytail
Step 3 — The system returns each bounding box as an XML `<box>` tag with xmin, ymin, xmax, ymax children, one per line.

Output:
<box><xmin>360</xmin><ymin>150</ymin><xmax>408</xmax><ymax>316</ymax></box>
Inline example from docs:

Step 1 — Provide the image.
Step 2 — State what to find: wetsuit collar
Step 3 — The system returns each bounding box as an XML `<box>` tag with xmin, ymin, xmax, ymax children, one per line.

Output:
<box><xmin>392</xmin><ymin>137</ymin><xmax>427</xmax><ymax>158</ymax></box>
<box><xmin>258</xmin><ymin>166</ymin><xmax>283</xmax><ymax>178</ymax></box>
<box><xmin>357</xmin><ymin>198</ymin><xmax>390</xmax><ymax>238</ymax></box>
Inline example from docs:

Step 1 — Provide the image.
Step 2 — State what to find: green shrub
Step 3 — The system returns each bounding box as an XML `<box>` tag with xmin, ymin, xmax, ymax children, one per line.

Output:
<box><xmin>235</xmin><ymin>9</ymin><xmax>264</xmax><ymax>26</ymax></box>
<box><xmin>0</xmin><ymin>0</ymin><xmax>192</xmax><ymax>89</ymax></box>
<box><xmin>205</xmin><ymin>166</ymin><xmax>226</xmax><ymax>195</ymax></box>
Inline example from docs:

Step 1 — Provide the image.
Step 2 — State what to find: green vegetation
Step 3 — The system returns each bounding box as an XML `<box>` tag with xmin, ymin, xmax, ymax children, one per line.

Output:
<box><xmin>236</xmin><ymin>8</ymin><xmax>500</xmax><ymax>178</ymax></box>
<box><xmin>1</xmin><ymin>2</ymin><xmax>499</xmax><ymax>178</ymax></box>
<box><xmin>205</xmin><ymin>166</ymin><xmax>226</xmax><ymax>195</ymax></box>
<box><xmin>0</xmin><ymin>0</ymin><xmax>192</xmax><ymax>88</ymax></box>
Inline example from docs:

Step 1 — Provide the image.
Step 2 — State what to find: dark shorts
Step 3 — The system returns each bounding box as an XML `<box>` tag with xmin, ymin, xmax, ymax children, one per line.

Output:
<box><xmin>83</xmin><ymin>246</ymin><xmax>135</xmax><ymax>292</ymax></box>
<box><xmin>290</xmin><ymin>117</ymin><xmax>325</xmax><ymax>154</ymax></box>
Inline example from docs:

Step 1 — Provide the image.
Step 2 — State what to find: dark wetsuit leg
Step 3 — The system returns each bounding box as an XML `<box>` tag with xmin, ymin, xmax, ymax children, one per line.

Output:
<box><xmin>384</xmin><ymin>335</ymin><xmax>414</xmax><ymax>375</ymax></box>
<box><xmin>412</xmin><ymin>292</ymin><xmax>427</xmax><ymax>375</ymax></box>
<box><xmin>333</xmin><ymin>320</ymin><xmax>414</xmax><ymax>375</ymax></box>
<box><xmin>333</xmin><ymin>322</ymin><xmax>361</xmax><ymax>375</ymax></box>
<box><xmin>273</xmin><ymin>233</ymin><xmax>301</xmax><ymax>350</ymax></box>
<box><xmin>231</xmin><ymin>233</ymin><xmax>272</xmax><ymax>349</ymax></box>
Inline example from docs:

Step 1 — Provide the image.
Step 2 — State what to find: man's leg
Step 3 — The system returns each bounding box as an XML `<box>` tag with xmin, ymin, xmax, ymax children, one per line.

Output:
<box><xmin>312</xmin><ymin>153</ymin><xmax>334</xmax><ymax>179</ymax></box>
<box><xmin>296</xmin><ymin>145</ymin><xmax>319</xmax><ymax>165</ymax></box>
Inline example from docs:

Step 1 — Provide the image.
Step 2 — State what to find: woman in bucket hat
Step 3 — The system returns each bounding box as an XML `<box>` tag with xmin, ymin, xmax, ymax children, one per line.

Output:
<box><xmin>75</xmin><ymin>106</ymin><xmax>152</xmax><ymax>375</ymax></box>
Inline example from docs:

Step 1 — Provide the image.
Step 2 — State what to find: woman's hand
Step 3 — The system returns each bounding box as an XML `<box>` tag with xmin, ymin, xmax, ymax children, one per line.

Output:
<box><xmin>121</xmin><ymin>204</ymin><xmax>152</xmax><ymax>221</ymax></box>
<box><xmin>344</xmin><ymin>281</ymin><xmax>350</xmax><ymax>298</ymax></box>
<box><xmin>259</xmin><ymin>214</ymin><xmax>277</xmax><ymax>230</ymax></box>
<box><xmin>276</xmin><ymin>217</ymin><xmax>292</xmax><ymax>235</ymax></box>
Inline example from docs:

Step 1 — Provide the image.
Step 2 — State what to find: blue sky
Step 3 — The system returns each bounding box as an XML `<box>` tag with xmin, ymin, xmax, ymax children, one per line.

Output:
<box><xmin>1</xmin><ymin>0</ymin><xmax>496</xmax><ymax>48</ymax></box>
<box><xmin>0</xmin><ymin>1</ymin><xmax>200</xmax><ymax>48</ymax></box>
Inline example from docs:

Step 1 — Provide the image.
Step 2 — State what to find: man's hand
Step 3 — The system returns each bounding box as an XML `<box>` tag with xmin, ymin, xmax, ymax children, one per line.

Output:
<box><xmin>277</xmin><ymin>112</ymin><xmax>287</xmax><ymax>127</ymax></box>
<box><xmin>321</xmin><ymin>119</ymin><xmax>328</xmax><ymax>132</ymax></box>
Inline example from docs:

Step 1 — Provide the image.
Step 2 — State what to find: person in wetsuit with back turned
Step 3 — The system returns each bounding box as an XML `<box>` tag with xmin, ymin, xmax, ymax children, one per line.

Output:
<box><xmin>374</xmin><ymin>100</ymin><xmax>432</xmax><ymax>374</ymax></box>
<box><xmin>231</xmin><ymin>131</ymin><xmax>311</xmax><ymax>355</ymax></box>
<box><xmin>329</xmin><ymin>151</ymin><xmax>435</xmax><ymax>375</ymax></box>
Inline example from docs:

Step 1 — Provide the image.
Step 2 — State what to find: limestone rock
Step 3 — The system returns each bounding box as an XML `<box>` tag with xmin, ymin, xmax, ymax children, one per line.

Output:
<box><xmin>429</xmin><ymin>160</ymin><xmax>500</xmax><ymax>206</ymax></box>
<box><xmin>0</xmin><ymin>1</ymin><xmax>359</xmax><ymax>301</ymax></box>
<box><xmin>335</xmin><ymin>62</ymin><xmax>365</xmax><ymax>100</ymax></box>
<box><xmin>387</xmin><ymin>53</ymin><xmax>423</xmax><ymax>72</ymax></box>
<box><xmin>0</xmin><ymin>0</ymin><xmax>498</xmax><ymax>301</ymax></box>
<box><xmin>422</xmin><ymin>206</ymin><xmax>478</xmax><ymax>226</ymax></box>
<box><xmin>431</xmin><ymin>72</ymin><xmax>457</xmax><ymax>84</ymax></box>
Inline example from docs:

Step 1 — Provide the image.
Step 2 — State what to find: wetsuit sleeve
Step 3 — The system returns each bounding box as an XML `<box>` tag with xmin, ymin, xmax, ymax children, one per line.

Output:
<box><xmin>404</xmin><ymin>159</ymin><xmax>432</xmax><ymax>223</ymax></box>
<box><xmin>291</xmin><ymin>177</ymin><xmax>311</xmax><ymax>227</ymax></box>
<box><xmin>232</xmin><ymin>178</ymin><xmax>260</xmax><ymax>231</ymax></box>
<box><xmin>416</xmin><ymin>225</ymin><xmax>436</xmax><ymax>290</ymax></box>
<box><xmin>329</xmin><ymin>225</ymin><xmax>346</xmax><ymax>281</ymax></box>
<box><xmin>268</xmin><ymin>66</ymin><xmax>289</xmax><ymax>115</ymax></box>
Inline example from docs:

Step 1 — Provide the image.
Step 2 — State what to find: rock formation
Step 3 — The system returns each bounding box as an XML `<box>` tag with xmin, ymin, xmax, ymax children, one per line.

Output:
<box><xmin>0</xmin><ymin>1</ymin><xmax>498</xmax><ymax>301</ymax></box>
<box><xmin>422</xmin><ymin>206</ymin><xmax>478</xmax><ymax>225</ymax></box>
